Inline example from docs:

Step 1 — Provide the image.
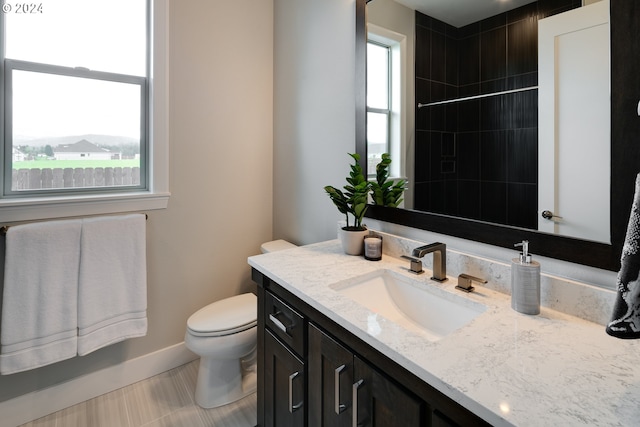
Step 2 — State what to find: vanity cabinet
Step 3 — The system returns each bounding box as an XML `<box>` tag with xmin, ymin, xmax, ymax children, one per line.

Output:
<box><xmin>309</xmin><ymin>323</ymin><xmax>425</xmax><ymax>426</ymax></box>
<box><xmin>254</xmin><ymin>269</ymin><xmax>490</xmax><ymax>427</ymax></box>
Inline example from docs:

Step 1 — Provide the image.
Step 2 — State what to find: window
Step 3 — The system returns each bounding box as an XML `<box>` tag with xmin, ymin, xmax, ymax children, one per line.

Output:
<box><xmin>0</xmin><ymin>0</ymin><xmax>169</xmax><ymax>222</ymax></box>
<box><xmin>367</xmin><ymin>41</ymin><xmax>391</xmax><ymax>175</ymax></box>
<box><xmin>367</xmin><ymin>25</ymin><xmax>404</xmax><ymax>180</ymax></box>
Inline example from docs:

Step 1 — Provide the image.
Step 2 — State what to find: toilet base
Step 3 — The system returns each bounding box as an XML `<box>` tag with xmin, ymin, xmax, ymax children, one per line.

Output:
<box><xmin>194</xmin><ymin>355</ymin><xmax>257</xmax><ymax>408</ymax></box>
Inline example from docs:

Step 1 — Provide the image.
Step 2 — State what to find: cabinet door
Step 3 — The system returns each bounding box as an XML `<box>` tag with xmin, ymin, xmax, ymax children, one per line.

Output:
<box><xmin>353</xmin><ymin>356</ymin><xmax>425</xmax><ymax>427</ymax></box>
<box><xmin>264</xmin><ymin>330</ymin><xmax>305</xmax><ymax>427</ymax></box>
<box><xmin>308</xmin><ymin>323</ymin><xmax>354</xmax><ymax>427</ymax></box>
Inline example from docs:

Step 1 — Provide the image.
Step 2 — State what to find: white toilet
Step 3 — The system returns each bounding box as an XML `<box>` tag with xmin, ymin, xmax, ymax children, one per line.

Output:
<box><xmin>184</xmin><ymin>239</ymin><xmax>296</xmax><ymax>408</ymax></box>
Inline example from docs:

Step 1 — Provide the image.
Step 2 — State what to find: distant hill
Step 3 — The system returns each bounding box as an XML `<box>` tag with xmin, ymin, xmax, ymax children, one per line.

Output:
<box><xmin>14</xmin><ymin>134</ymin><xmax>139</xmax><ymax>147</ymax></box>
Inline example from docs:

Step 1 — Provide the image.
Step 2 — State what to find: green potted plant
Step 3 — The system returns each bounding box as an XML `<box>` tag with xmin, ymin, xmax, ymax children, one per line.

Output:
<box><xmin>324</xmin><ymin>153</ymin><xmax>371</xmax><ymax>255</ymax></box>
<box><xmin>370</xmin><ymin>153</ymin><xmax>406</xmax><ymax>207</ymax></box>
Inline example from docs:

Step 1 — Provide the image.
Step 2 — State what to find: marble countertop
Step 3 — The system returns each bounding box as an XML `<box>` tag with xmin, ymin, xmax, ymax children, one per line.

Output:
<box><xmin>248</xmin><ymin>240</ymin><xmax>640</xmax><ymax>427</ymax></box>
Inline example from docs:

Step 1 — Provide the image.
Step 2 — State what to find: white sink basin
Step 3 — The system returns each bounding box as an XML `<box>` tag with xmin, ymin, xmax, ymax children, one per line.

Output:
<box><xmin>330</xmin><ymin>269</ymin><xmax>486</xmax><ymax>341</ymax></box>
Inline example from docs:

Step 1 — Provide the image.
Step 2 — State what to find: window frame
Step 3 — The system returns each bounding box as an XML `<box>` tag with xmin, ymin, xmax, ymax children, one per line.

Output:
<box><xmin>0</xmin><ymin>0</ymin><xmax>169</xmax><ymax>223</ymax></box>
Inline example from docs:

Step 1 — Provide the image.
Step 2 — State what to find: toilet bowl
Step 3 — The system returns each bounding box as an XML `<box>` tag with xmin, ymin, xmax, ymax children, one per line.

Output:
<box><xmin>185</xmin><ymin>239</ymin><xmax>296</xmax><ymax>408</ymax></box>
<box><xmin>185</xmin><ymin>293</ymin><xmax>258</xmax><ymax>408</ymax></box>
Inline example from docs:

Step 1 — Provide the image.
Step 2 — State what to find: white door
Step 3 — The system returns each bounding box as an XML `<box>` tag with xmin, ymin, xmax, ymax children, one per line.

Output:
<box><xmin>538</xmin><ymin>0</ymin><xmax>610</xmax><ymax>243</ymax></box>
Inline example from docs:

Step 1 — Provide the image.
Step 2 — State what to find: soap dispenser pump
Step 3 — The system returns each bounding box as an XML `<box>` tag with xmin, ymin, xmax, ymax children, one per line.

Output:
<box><xmin>511</xmin><ymin>240</ymin><xmax>540</xmax><ymax>315</ymax></box>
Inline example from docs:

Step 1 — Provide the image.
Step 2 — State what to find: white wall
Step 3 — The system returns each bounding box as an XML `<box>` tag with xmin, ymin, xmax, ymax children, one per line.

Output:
<box><xmin>0</xmin><ymin>0</ymin><xmax>274</xmax><ymax>404</ymax></box>
<box><xmin>273</xmin><ymin>0</ymin><xmax>357</xmax><ymax>245</ymax></box>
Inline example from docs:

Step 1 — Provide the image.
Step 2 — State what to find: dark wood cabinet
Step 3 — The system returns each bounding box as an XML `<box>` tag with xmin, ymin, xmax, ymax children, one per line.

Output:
<box><xmin>254</xmin><ymin>269</ymin><xmax>490</xmax><ymax>427</ymax></box>
<box><xmin>308</xmin><ymin>323</ymin><xmax>425</xmax><ymax>427</ymax></box>
<box><xmin>308</xmin><ymin>323</ymin><xmax>354</xmax><ymax>426</ymax></box>
<box><xmin>263</xmin><ymin>329</ymin><xmax>305</xmax><ymax>427</ymax></box>
<box><xmin>353</xmin><ymin>356</ymin><xmax>425</xmax><ymax>427</ymax></box>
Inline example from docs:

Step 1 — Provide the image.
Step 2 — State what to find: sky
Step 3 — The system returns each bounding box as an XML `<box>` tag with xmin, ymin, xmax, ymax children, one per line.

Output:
<box><xmin>4</xmin><ymin>0</ymin><xmax>146</xmax><ymax>140</ymax></box>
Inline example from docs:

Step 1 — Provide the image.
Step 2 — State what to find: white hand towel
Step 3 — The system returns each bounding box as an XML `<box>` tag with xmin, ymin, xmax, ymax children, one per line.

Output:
<box><xmin>77</xmin><ymin>214</ymin><xmax>147</xmax><ymax>356</ymax></box>
<box><xmin>1</xmin><ymin>219</ymin><xmax>82</xmax><ymax>375</ymax></box>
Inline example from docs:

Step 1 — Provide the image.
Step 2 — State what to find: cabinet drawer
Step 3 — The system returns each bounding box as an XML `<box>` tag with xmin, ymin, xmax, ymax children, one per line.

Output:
<box><xmin>265</xmin><ymin>290</ymin><xmax>305</xmax><ymax>357</ymax></box>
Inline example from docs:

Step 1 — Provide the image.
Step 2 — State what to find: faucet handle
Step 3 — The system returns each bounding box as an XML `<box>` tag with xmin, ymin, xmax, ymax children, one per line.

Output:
<box><xmin>456</xmin><ymin>274</ymin><xmax>487</xmax><ymax>293</ymax></box>
<box><xmin>401</xmin><ymin>255</ymin><xmax>424</xmax><ymax>275</ymax></box>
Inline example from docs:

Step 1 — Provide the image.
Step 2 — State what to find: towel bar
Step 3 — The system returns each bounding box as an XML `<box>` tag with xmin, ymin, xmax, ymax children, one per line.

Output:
<box><xmin>0</xmin><ymin>213</ymin><xmax>148</xmax><ymax>236</ymax></box>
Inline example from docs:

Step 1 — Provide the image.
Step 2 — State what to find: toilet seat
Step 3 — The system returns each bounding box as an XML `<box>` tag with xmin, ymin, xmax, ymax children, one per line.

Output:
<box><xmin>187</xmin><ymin>293</ymin><xmax>257</xmax><ymax>337</ymax></box>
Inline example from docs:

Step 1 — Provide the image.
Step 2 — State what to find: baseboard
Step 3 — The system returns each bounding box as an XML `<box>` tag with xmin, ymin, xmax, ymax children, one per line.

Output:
<box><xmin>0</xmin><ymin>342</ymin><xmax>197</xmax><ymax>427</ymax></box>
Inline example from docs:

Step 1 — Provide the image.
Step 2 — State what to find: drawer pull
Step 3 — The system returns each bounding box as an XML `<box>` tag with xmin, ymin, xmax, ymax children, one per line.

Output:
<box><xmin>288</xmin><ymin>371</ymin><xmax>303</xmax><ymax>413</ymax></box>
<box><xmin>269</xmin><ymin>312</ymin><xmax>289</xmax><ymax>333</ymax></box>
<box><xmin>334</xmin><ymin>364</ymin><xmax>347</xmax><ymax>414</ymax></box>
<box><xmin>352</xmin><ymin>379</ymin><xmax>364</xmax><ymax>427</ymax></box>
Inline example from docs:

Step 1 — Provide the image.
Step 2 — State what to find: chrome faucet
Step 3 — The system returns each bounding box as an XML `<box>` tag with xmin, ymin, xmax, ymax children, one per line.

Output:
<box><xmin>404</xmin><ymin>242</ymin><xmax>447</xmax><ymax>282</ymax></box>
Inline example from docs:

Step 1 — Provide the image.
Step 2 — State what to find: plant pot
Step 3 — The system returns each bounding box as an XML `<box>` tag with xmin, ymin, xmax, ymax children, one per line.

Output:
<box><xmin>338</xmin><ymin>227</ymin><xmax>369</xmax><ymax>255</ymax></box>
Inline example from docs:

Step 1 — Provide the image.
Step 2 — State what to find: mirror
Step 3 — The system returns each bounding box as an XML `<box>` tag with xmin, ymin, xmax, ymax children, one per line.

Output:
<box><xmin>357</xmin><ymin>0</ymin><xmax>637</xmax><ymax>271</ymax></box>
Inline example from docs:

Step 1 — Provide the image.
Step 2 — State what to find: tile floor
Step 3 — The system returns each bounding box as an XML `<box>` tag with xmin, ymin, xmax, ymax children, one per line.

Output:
<box><xmin>19</xmin><ymin>360</ymin><xmax>257</xmax><ymax>427</ymax></box>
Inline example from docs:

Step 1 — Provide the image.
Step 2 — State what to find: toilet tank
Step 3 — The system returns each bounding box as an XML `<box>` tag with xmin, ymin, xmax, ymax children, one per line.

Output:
<box><xmin>260</xmin><ymin>239</ymin><xmax>297</xmax><ymax>253</ymax></box>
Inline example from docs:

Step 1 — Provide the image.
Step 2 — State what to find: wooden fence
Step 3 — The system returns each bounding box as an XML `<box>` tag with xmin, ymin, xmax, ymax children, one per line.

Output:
<box><xmin>11</xmin><ymin>167</ymin><xmax>141</xmax><ymax>190</ymax></box>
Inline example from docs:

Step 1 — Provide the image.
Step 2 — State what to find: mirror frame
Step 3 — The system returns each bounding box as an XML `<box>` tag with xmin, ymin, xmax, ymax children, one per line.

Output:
<box><xmin>356</xmin><ymin>0</ymin><xmax>636</xmax><ymax>272</ymax></box>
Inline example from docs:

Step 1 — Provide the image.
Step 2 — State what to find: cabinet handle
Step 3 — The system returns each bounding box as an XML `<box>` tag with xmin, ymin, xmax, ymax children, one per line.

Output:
<box><xmin>352</xmin><ymin>379</ymin><xmax>364</xmax><ymax>427</ymax></box>
<box><xmin>288</xmin><ymin>371</ymin><xmax>303</xmax><ymax>413</ymax></box>
<box><xmin>334</xmin><ymin>364</ymin><xmax>347</xmax><ymax>414</ymax></box>
<box><xmin>269</xmin><ymin>312</ymin><xmax>288</xmax><ymax>333</ymax></box>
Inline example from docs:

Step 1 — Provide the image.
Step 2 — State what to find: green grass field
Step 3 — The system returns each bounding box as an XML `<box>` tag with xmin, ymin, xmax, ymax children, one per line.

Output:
<box><xmin>13</xmin><ymin>159</ymin><xmax>140</xmax><ymax>169</ymax></box>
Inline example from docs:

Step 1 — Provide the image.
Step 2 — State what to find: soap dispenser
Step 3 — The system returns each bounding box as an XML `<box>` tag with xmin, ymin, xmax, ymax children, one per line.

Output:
<box><xmin>511</xmin><ymin>240</ymin><xmax>540</xmax><ymax>315</ymax></box>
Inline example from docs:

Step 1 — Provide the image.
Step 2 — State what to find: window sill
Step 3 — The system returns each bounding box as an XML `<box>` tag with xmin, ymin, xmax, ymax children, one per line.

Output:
<box><xmin>0</xmin><ymin>191</ymin><xmax>170</xmax><ymax>223</ymax></box>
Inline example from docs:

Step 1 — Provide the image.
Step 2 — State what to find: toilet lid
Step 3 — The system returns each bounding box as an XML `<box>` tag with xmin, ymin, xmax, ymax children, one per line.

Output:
<box><xmin>187</xmin><ymin>293</ymin><xmax>257</xmax><ymax>335</ymax></box>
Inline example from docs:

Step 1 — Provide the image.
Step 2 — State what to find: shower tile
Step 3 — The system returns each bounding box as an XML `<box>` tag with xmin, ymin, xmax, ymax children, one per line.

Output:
<box><xmin>414</xmin><ymin>131</ymin><xmax>431</xmax><ymax>182</ymax></box>
<box><xmin>480</xmin><ymin>27</ymin><xmax>507</xmax><ymax>82</ymax></box>
<box><xmin>480</xmin><ymin>131</ymin><xmax>508</xmax><ymax>182</ymax></box>
<box><xmin>430</xmin><ymin>16</ymin><xmax>447</xmax><ymax>35</ymax></box>
<box><xmin>458</xmin><ymin>34</ymin><xmax>480</xmax><ymax>85</ymax></box>
<box><xmin>480</xmin><ymin>78</ymin><xmax>506</xmax><ymax>95</ymax></box>
<box><xmin>458</xmin><ymin>180</ymin><xmax>481</xmax><ymax>220</ymax></box>
<box><xmin>457</xmin><ymin>132</ymin><xmax>481</xmax><ymax>180</ymax></box>
<box><xmin>431</xmin><ymin>30</ymin><xmax>446</xmax><ymax>83</ymax></box>
<box><xmin>507</xmin><ymin>128</ymin><xmax>538</xmax><ymax>183</ymax></box>
<box><xmin>480</xmin><ymin>182</ymin><xmax>507</xmax><ymax>224</ymax></box>
<box><xmin>415</xmin><ymin>26</ymin><xmax>431</xmax><ymax>79</ymax></box>
<box><xmin>428</xmin><ymin>181</ymin><xmax>447</xmax><ymax>214</ymax></box>
<box><xmin>415</xmin><ymin>11</ymin><xmax>431</xmax><ymax>30</ymax></box>
<box><xmin>413</xmin><ymin>182</ymin><xmax>431</xmax><ymax>211</ymax></box>
<box><xmin>507</xmin><ymin>183</ymin><xmax>538</xmax><ymax>229</ymax></box>
<box><xmin>458</xmin><ymin>22</ymin><xmax>479</xmax><ymax>39</ymax></box>
<box><xmin>507</xmin><ymin>1</ymin><xmax>538</xmax><ymax>24</ymax></box>
<box><xmin>480</xmin><ymin>12</ymin><xmax>506</xmax><ymax>32</ymax></box>
<box><xmin>446</xmin><ymin>31</ymin><xmax>462</xmax><ymax>86</ymax></box>
<box><xmin>457</xmin><ymin>99</ymin><xmax>480</xmax><ymax>132</ymax></box>
<box><xmin>508</xmin><ymin>17</ymin><xmax>538</xmax><ymax>76</ymax></box>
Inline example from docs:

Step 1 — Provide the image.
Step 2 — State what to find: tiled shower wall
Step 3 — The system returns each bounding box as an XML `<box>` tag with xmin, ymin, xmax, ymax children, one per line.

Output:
<box><xmin>414</xmin><ymin>0</ymin><xmax>581</xmax><ymax>229</ymax></box>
